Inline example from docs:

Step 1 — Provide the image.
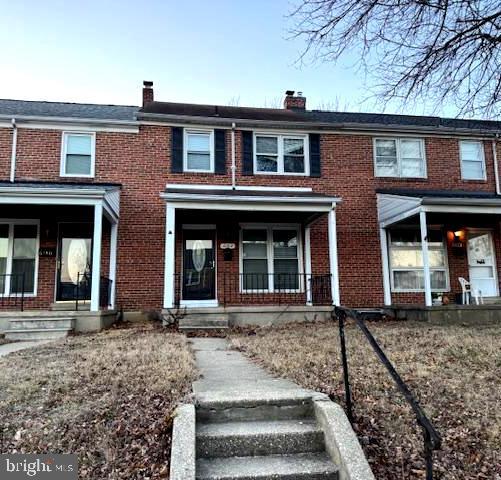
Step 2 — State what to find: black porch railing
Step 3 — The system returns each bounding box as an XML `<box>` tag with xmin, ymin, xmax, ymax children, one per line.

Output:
<box><xmin>173</xmin><ymin>272</ymin><xmax>333</xmax><ymax>306</ymax></box>
<box><xmin>0</xmin><ymin>273</ymin><xmax>26</xmax><ymax>311</ymax></box>
<box><xmin>333</xmin><ymin>306</ymin><xmax>442</xmax><ymax>480</ymax></box>
<box><xmin>75</xmin><ymin>272</ymin><xmax>113</xmax><ymax>311</ymax></box>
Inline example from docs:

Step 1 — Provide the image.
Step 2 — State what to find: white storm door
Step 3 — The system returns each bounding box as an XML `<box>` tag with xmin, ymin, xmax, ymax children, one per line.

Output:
<box><xmin>467</xmin><ymin>231</ymin><xmax>498</xmax><ymax>297</ymax></box>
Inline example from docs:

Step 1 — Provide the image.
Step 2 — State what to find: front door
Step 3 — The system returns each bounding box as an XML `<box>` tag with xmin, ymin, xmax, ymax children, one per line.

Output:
<box><xmin>467</xmin><ymin>231</ymin><xmax>498</xmax><ymax>297</ymax></box>
<box><xmin>56</xmin><ymin>223</ymin><xmax>93</xmax><ymax>301</ymax></box>
<box><xmin>183</xmin><ymin>230</ymin><xmax>216</xmax><ymax>301</ymax></box>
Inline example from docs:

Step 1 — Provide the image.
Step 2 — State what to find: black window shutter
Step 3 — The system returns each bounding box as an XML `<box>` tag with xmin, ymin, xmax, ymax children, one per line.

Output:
<box><xmin>171</xmin><ymin>127</ymin><xmax>183</xmax><ymax>173</ymax></box>
<box><xmin>214</xmin><ymin>129</ymin><xmax>226</xmax><ymax>174</ymax></box>
<box><xmin>242</xmin><ymin>131</ymin><xmax>253</xmax><ymax>175</ymax></box>
<box><xmin>309</xmin><ymin>133</ymin><xmax>321</xmax><ymax>177</ymax></box>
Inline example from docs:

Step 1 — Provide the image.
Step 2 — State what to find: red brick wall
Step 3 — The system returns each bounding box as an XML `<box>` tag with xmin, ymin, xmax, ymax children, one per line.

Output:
<box><xmin>1</xmin><ymin>124</ymin><xmax>500</xmax><ymax>310</ymax></box>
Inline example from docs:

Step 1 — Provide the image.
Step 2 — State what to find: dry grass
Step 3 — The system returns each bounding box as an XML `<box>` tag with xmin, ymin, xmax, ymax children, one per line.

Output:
<box><xmin>0</xmin><ymin>323</ymin><xmax>197</xmax><ymax>479</ymax></box>
<box><xmin>0</xmin><ymin>335</ymin><xmax>14</xmax><ymax>346</ymax></box>
<box><xmin>232</xmin><ymin>318</ymin><xmax>501</xmax><ymax>479</ymax></box>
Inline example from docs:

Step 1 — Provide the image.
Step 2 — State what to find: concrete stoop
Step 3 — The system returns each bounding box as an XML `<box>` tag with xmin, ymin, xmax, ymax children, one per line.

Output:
<box><xmin>5</xmin><ymin>315</ymin><xmax>75</xmax><ymax>341</ymax></box>
<box><xmin>179</xmin><ymin>315</ymin><xmax>229</xmax><ymax>332</ymax></box>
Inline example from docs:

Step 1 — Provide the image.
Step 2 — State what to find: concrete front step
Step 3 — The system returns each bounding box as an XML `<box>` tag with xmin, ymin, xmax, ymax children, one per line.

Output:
<box><xmin>179</xmin><ymin>315</ymin><xmax>229</xmax><ymax>331</ymax></box>
<box><xmin>196</xmin><ymin>398</ymin><xmax>315</xmax><ymax>424</ymax></box>
<box><xmin>197</xmin><ymin>419</ymin><xmax>324</xmax><ymax>458</ymax></box>
<box><xmin>9</xmin><ymin>317</ymin><xmax>75</xmax><ymax>330</ymax></box>
<box><xmin>196</xmin><ymin>452</ymin><xmax>339</xmax><ymax>480</ymax></box>
<box><xmin>5</xmin><ymin>328</ymin><xmax>72</xmax><ymax>341</ymax></box>
<box><xmin>51</xmin><ymin>302</ymin><xmax>90</xmax><ymax>311</ymax></box>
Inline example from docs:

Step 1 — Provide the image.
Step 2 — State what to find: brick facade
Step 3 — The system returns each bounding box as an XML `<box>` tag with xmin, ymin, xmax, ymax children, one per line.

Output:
<box><xmin>1</xmin><ymin>114</ymin><xmax>500</xmax><ymax>312</ymax></box>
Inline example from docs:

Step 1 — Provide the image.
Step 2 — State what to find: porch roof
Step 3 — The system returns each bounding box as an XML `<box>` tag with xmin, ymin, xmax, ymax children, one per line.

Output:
<box><xmin>161</xmin><ymin>185</ymin><xmax>340</xmax><ymax>213</ymax></box>
<box><xmin>377</xmin><ymin>188</ymin><xmax>501</xmax><ymax>227</ymax></box>
<box><xmin>0</xmin><ymin>180</ymin><xmax>121</xmax><ymax>221</ymax></box>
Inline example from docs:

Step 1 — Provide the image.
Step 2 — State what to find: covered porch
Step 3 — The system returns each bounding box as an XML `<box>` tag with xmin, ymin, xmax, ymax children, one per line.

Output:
<box><xmin>0</xmin><ymin>182</ymin><xmax>120</xmax><ymax>335</ymax></box>
<box><xmin>378</xmin><ymin>189</ymin><xmax>501</xmax><ymax>318</ymax></box>
<box><xmin>161</xmin><ymin>185</ymin><xmax>341</xmax><ymax>325</ymax></box>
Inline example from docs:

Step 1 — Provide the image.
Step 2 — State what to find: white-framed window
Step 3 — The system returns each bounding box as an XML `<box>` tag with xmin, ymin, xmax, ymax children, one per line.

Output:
<box><xmin>0</xmin><ymin>220</ymin><xmax>39</xmax><ymax>296</ymax></box>
<box><xmin>388</xmin><ymin>227</ymin><xmax>448</xmax><ymax>292</ymax></box>
<box><xmin>184</xmin><ymin>129</ymin><xmax>214</xmax><ymax>173</ymax></box>
<box><xmin>240</xmin><ymin>224</ymin><xmax>303</xmax><ymax>292</ymax></box>
<box><xmin>460</xmin><ymin>140</ymin><xmax>486</xmax><ymax>180</ymax></box>
<box><xmin>254</xmin><ymin>133</ymin><xmax>309</xmax><ymax>175</ymax></box>
<box><xmin>374</xmin><ymin>137</ymin><xmax>426</xmax><ymax>178</ymax></box>
<box><xmin>61</xmin><ymin>132</ymin><xmax>95</xmax><ymax>177</ymax></box>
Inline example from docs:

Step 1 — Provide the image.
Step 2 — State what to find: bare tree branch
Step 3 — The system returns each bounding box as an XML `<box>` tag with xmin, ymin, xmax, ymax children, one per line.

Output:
<box><xmin>289</xmin><ymin>0</ymin><xmax>501</xmax><ymax>118</ymax></box>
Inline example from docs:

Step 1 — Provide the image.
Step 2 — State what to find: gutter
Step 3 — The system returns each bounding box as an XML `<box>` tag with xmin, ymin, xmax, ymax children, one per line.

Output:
<box><xmin>10</xmin><ymin>118</ymin><xmax>17</xmax><ymax>182</ymax></box>
<box><xmin>231</xmin><ymin>122</ymin><xmax>237</xmax><ymax>189</ymax></box>
<box><xmin>0</xmin><ymin>114</ymin><xmax>139</xmax><ymax>128</ymax></box>
<box><xmin>493</xmin><ymin>135</ymin><xmax>500</xmax><ymax>195</ymax></box>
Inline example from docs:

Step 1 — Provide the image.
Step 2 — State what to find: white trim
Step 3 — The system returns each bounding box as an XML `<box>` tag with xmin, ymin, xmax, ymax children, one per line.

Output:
<box><xmin>180</xmin><ymin>299</ymin><xmax>219</xmax><ymax>308</ymax></box>
<box><xmin>459</xmin><ymin>139</ymin><xmax>487</xmax><ymax>181</ymax></box>
<box><xmin>90</xmin><ymin>203</ymin><xmax>102</xmax><ymax>311</ymax></box>
<box><xmin>239</xmin><ymin>223</ymin><xmax>304</xmax><ymax>294</ymax></box>
<box><xmin>166</xmin><ymin>183</ymin><xmax>313</xmax><ymax>193</ymax></box>
<box><xmin>109</xmin><ymin>221</ymin><xmax>118</xmax><ymax>309</ymax></box>
<box><xmin>380</xmin><ymin>227</ymin><xmax>392</xmax><ymax>306</ymax></box>
<box><xmin>466</xmin><ymin>229</ymin><xmax>499</xmax><ymax>297</ymax></box>
<box><xmin>60</xmin><ymin>131</ymin><xmax>96</xmax><ymax>178</ymax></box>
<box><xmin>253</xmin><ymin>132</ymin><xmax>310</xmax><ymax>176</ymax></box>
<box><xmin>183</xmin><ymin>128</ymin><xmax>215</xmax><ymax>173</ymax></box>
<box><xmin>304</xmin><ymin>226</ymin><xmax>312</xmax><ymax>305</ymax></box>
<box><xmin>328</xmin><ymin>209</ymin><xmax>340</xmax><ymax>306</ymax></box>
<box><xmin>10</xmin><ymin>119</ymin><xmax>17</xmax><ymax>182</ymax></box>
<box><xmin>163</xmin><ymin>204</ymin><xmax>176</xmax><ymax>308</ymax></box>
<box><xmin>420</xmin><ymin>211</ymin><xmax>432</xmax><ymax>306</ymax></box>
<box><xmin>0</xmin><ymin>219</ymin><xmax>40</xmax><ymax>298</ymax></box>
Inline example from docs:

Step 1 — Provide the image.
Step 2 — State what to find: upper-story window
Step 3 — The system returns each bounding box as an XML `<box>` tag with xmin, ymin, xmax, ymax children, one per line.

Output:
<box><xmin>254</xmin><ymin>134</ymin><xmax>309</xmax><ymax>175</ymax></box>
<box><xmin>374</xmin><ymin>138</ymin><xmax>426</xmax><ymax>178</ymax></box>
<box><xmin>460</xmin><ymin>140</ymin><xmax>485</xmax><ymax>180</ymax></box>
<box><xmin>184</xmin><ymin>129</ymin><xmax>214</xmax><ymax>173</ymax></box>
<box><xmin>61</xmin><ymin>132</ymin><xmax>95</xmax><ymax>177</ymax></box>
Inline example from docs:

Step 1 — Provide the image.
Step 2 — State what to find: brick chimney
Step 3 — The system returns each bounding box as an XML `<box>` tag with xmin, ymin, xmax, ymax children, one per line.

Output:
<box><xmin>284</xmin><ymin>90</ymin><xmax>306</xmax><ymax>110</ymax></box>
<box><xmin>142</xmin><ymin>80</ymin><xmax>154</xmax><ymax>106</ymax></box>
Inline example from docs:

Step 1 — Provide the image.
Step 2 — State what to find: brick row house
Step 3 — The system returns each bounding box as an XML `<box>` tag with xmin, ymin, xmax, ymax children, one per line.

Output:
<box><xmin>0</xmin><ymin>82</ymin><xmax>500</xmax><ymax>334</ymax></box>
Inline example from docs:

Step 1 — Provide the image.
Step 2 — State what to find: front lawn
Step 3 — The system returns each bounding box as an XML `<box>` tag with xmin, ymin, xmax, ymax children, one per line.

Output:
<box><xmin>0</xmin><ymin>323</ymin><xmax>197</xmax><ymax>479</ymax></box>
<box><xmin>232</xmin><ymin>318</ymin><xmax>501</xmax><ymax>479</ymax></box>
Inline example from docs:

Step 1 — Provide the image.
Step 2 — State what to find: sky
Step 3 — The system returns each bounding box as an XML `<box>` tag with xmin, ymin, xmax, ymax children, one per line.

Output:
<box><xmin>0</xmin><ymin>0</ymin><xmax>454</xmax><ymax>116</ymax></box>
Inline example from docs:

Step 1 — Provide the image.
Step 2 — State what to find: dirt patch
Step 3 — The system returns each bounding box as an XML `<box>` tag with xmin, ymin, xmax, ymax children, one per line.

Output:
<box><xmin>0</xmin><ymin>323</ymin><xmax>197</xmax><ymax>479</ymax></box>
<box><xmin>231</xmin><ymin>318</ymin><xmax>501</xmax><ymax>479</ymax></box>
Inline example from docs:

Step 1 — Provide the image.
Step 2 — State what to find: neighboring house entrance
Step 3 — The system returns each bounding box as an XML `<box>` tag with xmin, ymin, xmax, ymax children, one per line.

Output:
<box><xmin>56</xmin><ymin>223</ymin><xmax>93</xmax><ymax>301</ymax></box>
<box><xmin>467</xmin><ymin>230</ymin><xmax>498</xmax><ymax>297</ymax></box>
<box><xmin>182</xmin><ymin>228</ymin><xmax>216</xmax><ymax>303</ymax></box>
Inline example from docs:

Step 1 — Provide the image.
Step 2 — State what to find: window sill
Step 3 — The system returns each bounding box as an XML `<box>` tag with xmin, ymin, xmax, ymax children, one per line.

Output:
<box><xmin>60</xmin><ymin>174</ymin><xmax>95</xmax><ymax>179</ymax></box>
<box><xmin>254</xmin><ymin>172</ymin><xmax>309</xmax><ymax>177</ymax></box>
<box><xmin>375</xmin><ymin>176</ymin><xmax>428</xmax><ymax>180</ymax></box>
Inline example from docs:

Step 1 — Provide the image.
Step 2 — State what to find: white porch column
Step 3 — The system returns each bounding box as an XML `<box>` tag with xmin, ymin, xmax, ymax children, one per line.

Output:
<box><xmin>328</xmin><ymin>208</ymin><xmax>340</xmax><ymax>306</ymax></box>
<box><xmin>420</xmin><ymin>210</ymin><xmax>432</xmax><ymax>307</ymax></box>
<box><xmin>108</xmin><ymin>220</ymin><xmax>118</xmax><ymax>309</ymax></box>
<box><xmin>379</xmin><ymin>227</ymin><xmax>392</xmax><ymax>306</ymax></box>
<box><xmin>163</xmin><ymin>203</ymin><xmax>176</xmax><ymax>308</ymax></box>
<box><xmin>304</xmin><ymin>225</ymin><xmax>312</xmax><ymax>305</ymax></box>
<box><xmin>90</xmin><ymin>202</ymin><xmax>103</xmax><ymax>312</ymax></box>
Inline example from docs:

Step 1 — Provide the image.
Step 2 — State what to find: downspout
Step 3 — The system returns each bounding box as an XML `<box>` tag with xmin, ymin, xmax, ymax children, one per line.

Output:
<box><xmin>231</xmin><ymin>122</ymin><xmax>237</xmax><ymax>189</ymax></box>
<box><xmin>493</xmin><ymin>135</ymin><xmax>500</xmax><ymax>195</ymax></box>
<box><xmin>10</xmin><ymin>118</ymin><xmax>17</xmax><ymax>182</ymax></box>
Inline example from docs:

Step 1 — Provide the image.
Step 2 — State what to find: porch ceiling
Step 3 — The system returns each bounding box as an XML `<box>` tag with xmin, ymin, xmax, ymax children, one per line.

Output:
<box><xmin>161</xmin><ymin>185</ymin><xmax>341</xmax><ymax>213</ymax></box>
<box><xmin>377</xmin><ymin>189</ymin><xmax>501</xmax><ymax>227</ymax></box>
<box><xmin>0</xmin><ymin>181</ymin><xmax>121</xmax><ymax>221</ymax></box>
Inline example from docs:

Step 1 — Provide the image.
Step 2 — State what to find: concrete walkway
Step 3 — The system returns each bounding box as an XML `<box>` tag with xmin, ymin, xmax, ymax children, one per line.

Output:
<box><xmin>0</xmin><ymin>340</ymin><xmax>51</xmax><ymax>358</ymax></box>
<box><xmin>191</xmin><ymin>337</ymin><xmax>326</xmax><ymax>404</ymax></box>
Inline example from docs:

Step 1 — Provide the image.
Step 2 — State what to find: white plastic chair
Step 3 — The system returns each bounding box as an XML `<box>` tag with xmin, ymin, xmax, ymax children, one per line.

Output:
<box><xmin>458</xmin><ymin>277</ymin><xmax>483</xmax><ymax>305</ymax></box>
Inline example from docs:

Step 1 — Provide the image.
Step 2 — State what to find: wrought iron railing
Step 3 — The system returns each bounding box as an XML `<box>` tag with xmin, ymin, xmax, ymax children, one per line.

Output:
<box><xmin>0</xmin><ymin>273</ymin><xmax>26</xmax><ymax>311</ymax></box>
<box><xmin>172</xmin><ymin>272</ymin><xmax>332</xmax><ymax>306</ymax></box>
<box><xmin>333</xmin><ymin>306</ymin><xmax>442</xmax><ymax>480</ymax></box>
<box><xmin>75</xmin><ymin>272</ymin><xmax>113</xmax><ymax>311</ymax></box>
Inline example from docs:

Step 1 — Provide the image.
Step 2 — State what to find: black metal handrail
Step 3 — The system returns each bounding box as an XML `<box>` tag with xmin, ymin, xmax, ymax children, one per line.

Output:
<box><xmin>75</xmin><ymin>272</ymin><xmax>112</xmax><ymax>311</ymax></box>
<box><xmin>333</xmin><ymin>306</ymin><xmax>442</xmax><ymax>480</ymax></box>
<box><xmin>0</xmin><ymin>273</ymin><xmax>26</xmax><ymax>311</ymax></box>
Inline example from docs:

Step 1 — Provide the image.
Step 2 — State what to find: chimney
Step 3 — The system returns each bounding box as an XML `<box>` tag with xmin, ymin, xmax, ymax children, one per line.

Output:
<box><xmin>284</xmin><ymin>90</ymin><xmax>306</xmax><ymax>110</ymax></box>
<box><xmin>142</xmin><ymin>80</ymin><xmax>154</xmax><ymax>106</ymax></box>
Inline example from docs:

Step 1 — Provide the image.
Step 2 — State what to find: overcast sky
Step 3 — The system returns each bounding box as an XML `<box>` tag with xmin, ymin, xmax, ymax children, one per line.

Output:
<box><xmin>1</xmin><ymin>0</ymin><xmax>456</xmax><ymax>116</ymax></box>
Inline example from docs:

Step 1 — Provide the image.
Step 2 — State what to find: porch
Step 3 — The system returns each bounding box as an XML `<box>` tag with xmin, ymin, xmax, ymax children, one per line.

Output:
<box><xmin>378</xmin><ymin>189</ymin><xmax>501</xmax><ymax>316</ymax></box>
<box><xmin>161</xmin><ymin>185</ymin><xmax>341</xmax><ymax>326</ymax></box>
<box><xmin>0</xmin><ymin>182</ymin><xmax>120</xmax><ymax>337</ymax></box>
